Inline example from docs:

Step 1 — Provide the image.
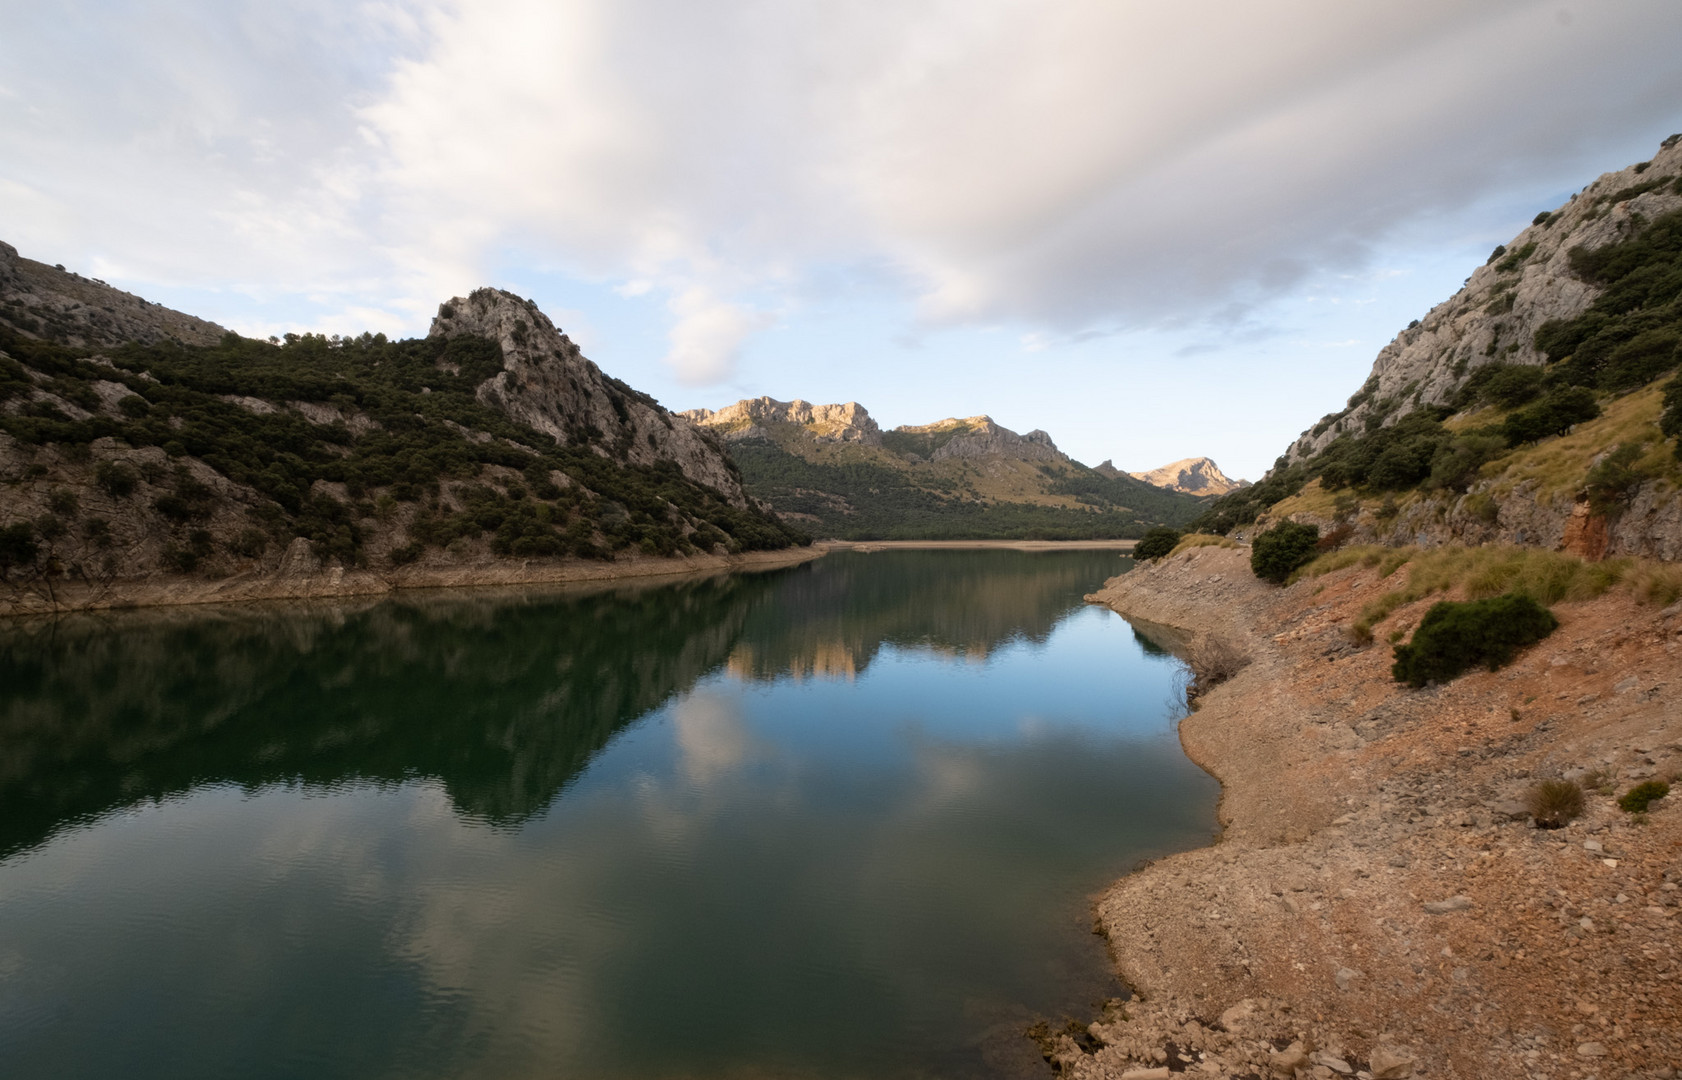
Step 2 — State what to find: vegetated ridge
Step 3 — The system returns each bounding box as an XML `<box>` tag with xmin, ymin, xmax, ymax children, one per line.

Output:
<box><xmin>1191</xmin><ymin>134</ymin><xmax>1682</xmax><ymax>559</ymax></box>
<box><xmin>682</xmin><ymin>396</ymin><xmax>1208</xmax><ymax>539</ymax></box>
<box><xmin>1122</xmin><ymin>455</ymin><xmax>1248</xmax><ymax>496</ymax></box>
<box><xmin>0</xmin><ymin>246</ymin><xmax>807</xmax><ymax>614</ymax></box>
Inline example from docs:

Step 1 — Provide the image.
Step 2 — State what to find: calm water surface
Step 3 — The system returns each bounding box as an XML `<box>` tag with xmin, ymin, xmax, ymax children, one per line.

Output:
<box><xmin>0</xmin><ymin>550</ymin><xmax>1217</xmax><ymax>1079</ymax></box>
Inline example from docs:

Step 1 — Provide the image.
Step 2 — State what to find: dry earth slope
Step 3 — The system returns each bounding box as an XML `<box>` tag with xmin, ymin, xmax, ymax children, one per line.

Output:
<box><xmin>1055</xmin><ymin>545</ymin><xmax>1681</xmax><ymax>1080</ymax></box>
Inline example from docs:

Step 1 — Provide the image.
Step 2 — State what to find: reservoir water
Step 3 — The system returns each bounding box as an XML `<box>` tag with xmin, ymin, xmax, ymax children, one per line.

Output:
<box><xmin>0</xmin><ymin>549</ymin><xmax>1217</xmax><ymax>1079</ymax></box>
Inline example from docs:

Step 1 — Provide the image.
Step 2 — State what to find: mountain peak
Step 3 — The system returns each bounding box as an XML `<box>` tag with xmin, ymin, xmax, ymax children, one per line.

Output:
<box><xmin>1129</xmin><ymin>457</ymin><xmax>1246</xmax><ymax>495</ymax></box>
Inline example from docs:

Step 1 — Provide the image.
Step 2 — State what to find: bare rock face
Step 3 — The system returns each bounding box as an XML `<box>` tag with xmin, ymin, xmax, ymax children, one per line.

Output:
<box><xmin>1286</xmin><ymin>136</ymin><xmax>1682</xmax><ymax>463</ymax></box>
<box><xmin>680</xmin><ymin>397</ymin><xmax>883</xmax><ymax>445</ymax></box>
<box><xmin>0</xmin><ymin>240</ymin><xmax>228</xmax><ymax>347</ymax></box>
<box><xmin>429</xmin><ymin>288</ymin><xmax>750</xmax><ymax>506</ymax></box>
<box><xmin>898</xmin><ymin>415</ymin><xmax>1067</xmax><ymax>463</ymax></box>
<box><xmin>1129</xmin><ymin>456</ymin><xmax>1246</xmax><ymax>495</ymax></box>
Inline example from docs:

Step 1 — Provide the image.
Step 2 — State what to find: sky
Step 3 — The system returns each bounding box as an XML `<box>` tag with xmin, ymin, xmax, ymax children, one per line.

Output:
<box><xmin>4</xmin><ymin>1</ymin><xmax>1682</xmax><ymax>480</ymax></box>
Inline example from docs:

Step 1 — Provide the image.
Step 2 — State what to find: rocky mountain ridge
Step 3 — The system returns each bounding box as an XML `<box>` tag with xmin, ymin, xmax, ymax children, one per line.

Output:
<box><xmin>1288</xmin><ymin>136</ymin><xmax>1682</xmax><ymax>464</ymax></box>
<box><xmin>1125</xmin><ymin>456</ymin><xmax>1247</xmax><ymax>496</ymax></box>
<box><xmin>0</xmin><ymin>240</ymin><xmax>227</xmax><ymax>347</ymax></box>
<box><xmin>685</xmin><ymin>395</ymin><xmax>1206</xmax><ymax>539</ymax></box>
<box><xmin>0</xmin><ymin>253</ymin><xmax>803</xmax><ymax>614</ymax></box>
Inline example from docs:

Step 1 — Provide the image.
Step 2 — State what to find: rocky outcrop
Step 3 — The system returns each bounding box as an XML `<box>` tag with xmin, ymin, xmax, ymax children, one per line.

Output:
<box><xmin>680</xmin><ymin>397</ymin><xmax>883</xmax><ymax>445</ymax></box>
<box><xmin>899</xmin><ymin>415</ymin><xmax>1067</xmax><ymax>464</ymax></box>
<box><xmin>1286</xmin><ymin>136</ymin><xmax>1682</xmax><ymax>463</ymax></box>
<box><xmin>430</xmin><ymin>288</ymin><xmax>750</xmax><ymax>506</ymax></box>
<box><xmin>0</xmin><ymin>240</ymin><xmax>228</xmax><ymax>347</ymax></box>
<box><xmin>1128</xmin><ymin>456</ymin><xmax>1246</xmax><ymax>495</ymax></box>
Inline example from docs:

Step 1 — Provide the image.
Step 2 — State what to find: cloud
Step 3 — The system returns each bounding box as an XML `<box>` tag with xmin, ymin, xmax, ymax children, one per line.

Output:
<box><xmin>4</xmin><ymin>0</ymin><xmax>1682</xmax><ymax>370</ymax></box>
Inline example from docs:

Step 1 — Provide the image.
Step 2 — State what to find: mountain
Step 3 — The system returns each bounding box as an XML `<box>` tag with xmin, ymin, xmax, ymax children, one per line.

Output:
<box><xmin>1125</xmin><ymin>456</ymin><xmax>1247</xmax><ymax>496</ymax></box>
<box><xmin>682</xmin><ymin>397</ymin><xmax>1206</xmax><ymax>539</ymax></box>
<box><xmin>1191</xmin><ymin>135</ymin><xmax>1682</xmax><ymax>560</ymax></box>
<box><xmin>0</xmin><ymin>257</ymin><xmax>805</xmax><ymax>612</ymax></box>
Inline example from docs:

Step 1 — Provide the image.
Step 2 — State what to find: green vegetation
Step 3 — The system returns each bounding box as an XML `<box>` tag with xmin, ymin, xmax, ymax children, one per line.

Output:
<box><xmin>1390</xmin><ymin>592</ymin><xmax>1558</xmax><ymax>687</ymax></box>
<box><xmin>1249</xmin><ymin>521</ymin><xmax>1319</xmax><ymax>584</ymax></box>
<box><xmin>1526</xmin><ymin>778</ymin><xmax>1585</xmax><ymax>829</ymax></box>
<box><xmin>0</xmin><ymin>325</ymin><xmax>804</xmax><ymax>567</ymax></box>
<box><xmin>726</xmin><ymin>439</ymin><xmax>1202</xmax><ymax>540</ymax></box>
<box><xmin>1618</xmin><ymin>780</ymin><xmax>1670</xmax><ymax>813</ymax></box>
<box><xmin>1190</xmin><ymin>208</ymin><xmax>1682</xmax><ymax>535</ymax></box>
<box><xmin>1133</xmin><ymin>526</ymin><xmax>1180</xmax><ymax>561</ymax></box>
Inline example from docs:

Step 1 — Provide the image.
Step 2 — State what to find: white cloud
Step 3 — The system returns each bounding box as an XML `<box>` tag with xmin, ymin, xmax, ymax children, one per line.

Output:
<box><xmin>4</xmin><ymin>0</ymin><xmax>1682</xmax><ymax>378</ymax></box>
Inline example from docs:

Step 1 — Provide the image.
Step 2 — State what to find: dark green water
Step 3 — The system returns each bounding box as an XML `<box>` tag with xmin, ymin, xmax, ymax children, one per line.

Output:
<box><xmin>0</xmin><ymin>550</ymin><xmax>1216</xmax><ymax>1079</ymax></box>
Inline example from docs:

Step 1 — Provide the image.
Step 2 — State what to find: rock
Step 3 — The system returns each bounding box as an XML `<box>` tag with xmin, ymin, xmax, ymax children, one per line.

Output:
<box><xmin>1119</xmin><ymin>1069</ymin><xmax>1171</xmax><ymax>1080</ymax></box>
<box><xmin>1369</xmin><ymin>1046</ymin><xmax>1416</xmax><ymax>1079</ymax></box>
<box><xmin>1576</xmin><ymin>1041</ymin><xmax>1607</xmax><ymax>1058</ymax></box>
<box><xmin>1334</xmin><ymin>966</ymin><xmax>1362</xmax><ymax>990</ymax></box>
<box><xmin>1487</xmin><ymin>798</ymin><xmax>1530</xmax><ymax>821</ymax></box>
<box><xmin>1218</xmin><ymin>998</ymin><xmax>1258</xmax><ymax>1032</ymax></box>
<box><xmin>1423</xmin><ymin>895</ymin><xmax>1474</xmax><ymax>914</ymax></box>
<box><xmin>434</xmin><ymin>289</ymin><xmax>752</xmax><ymax>506</ymax></box>
<box><xmin>1271</xmin><ymin>1042</ymin><xmax>1310</xmax><ymax>1074</ymax></box>
<box><xmin>1311</xmin><ymin>1050</ymin><xmax>1354</xmax><ymax>1074</ymax></box>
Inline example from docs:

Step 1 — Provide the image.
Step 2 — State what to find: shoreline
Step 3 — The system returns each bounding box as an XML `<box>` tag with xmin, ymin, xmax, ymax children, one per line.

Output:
<box><xmin>1054</xmin><ymin>545</ymin><xmax>1682</xmax><ymax>1079</ymax></box>
<box><xmin>826</xmin><ymin>539</ymin><xmax>1137</xmax><ymax>553</ymax></box>
<box><xmin>0</xmin><ymin>544</ymin><xmax>827</xmax><ymax>618</ymax></box>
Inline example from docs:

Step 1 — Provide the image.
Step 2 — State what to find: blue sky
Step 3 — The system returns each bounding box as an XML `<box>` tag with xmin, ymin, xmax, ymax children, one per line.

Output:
<box><xmin>4</xmin><ymin>1</ymin><xmax>1681</xmax><ymax>479</ymax></box>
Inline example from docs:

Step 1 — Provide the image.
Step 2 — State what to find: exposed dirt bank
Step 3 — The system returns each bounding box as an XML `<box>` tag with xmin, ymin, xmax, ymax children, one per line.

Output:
<box><xmin>1060</xmin><ymin>545</ymin><xmax>1681</xmax><ymax>1080</ymax></box>
<box><xmin>0</xmin><ymin>544</ymin><xmax>825</xmax><ymax>617</ymax></box>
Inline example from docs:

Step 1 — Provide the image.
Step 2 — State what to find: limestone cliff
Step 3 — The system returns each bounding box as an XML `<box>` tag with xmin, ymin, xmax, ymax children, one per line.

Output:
<box><xmin>679</xmin><ymin>397</ymin><xmax>882</xmax><ymax>446</ymax></box>
<box><xmin>431</xmin><ymin>289</ymin><xmax>750</xmax><ymax>507</ymax></box>
<box><xmin>1127</xmin><ymin>456</ymin><xmax>1246</xmax><ymax>496</ymax></box>
<box><xmin>894</xmin><ymin>415</ymin><xmax>1066</xmax><ymax>464</ymax></box>
<box><xmin>1287</xmin><ymin>136</ymin><xmax>1682</xmax><ymax>463</ymax></box>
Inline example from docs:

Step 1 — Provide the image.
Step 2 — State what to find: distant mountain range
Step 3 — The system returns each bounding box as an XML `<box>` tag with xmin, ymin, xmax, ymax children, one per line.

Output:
<box><xmin>682</xmin><ymin>396</ymin><xmax>1210</xmax><ymax>539</ymax></box>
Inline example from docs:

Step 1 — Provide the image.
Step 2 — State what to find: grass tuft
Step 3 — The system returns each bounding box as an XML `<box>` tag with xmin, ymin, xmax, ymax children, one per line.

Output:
<box><xmin>1526</xmin><ymin>778</ymin><xmax>1585</xmax><ymax>828</ymax></box>
<box><xmin>1167</xmin><ymin>533</ymin><xmax>1237</xmax><ymax>557</ymax></box>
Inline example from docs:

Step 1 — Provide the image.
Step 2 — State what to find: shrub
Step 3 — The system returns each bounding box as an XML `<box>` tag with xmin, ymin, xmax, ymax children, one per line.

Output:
<box><xmin>389</xmin><ymin>541</ymin><xmax>424</xmax><ymax>566</ymax></box>
<box><xmin>95</xmin><ymin>460</ymin><xmax>138</xmax><ymax>498</ymax></box>
<box><xmin>1185</xmin><ymin>634</ymin><xmax>1250</xmax><ymax>703</ymax></box>
<box><xmin>1584</xmin><ymin>442</ymin><xmax>1655</xmax><ymax>517</ymax></box>
<box><xmin>1391</xmin><ymin>592</ymin><xmax>1559</xmax><ymax>686</ymax></box>
<box><xmin>1618</xmin><ymin>780</ymin><xmax>1670</xmax><ymax>813</ymax></box>
<box><xmin>1250</xmin><ymin>521</ymin><xmax>1320</xmax><ymax>584</ymax></box>
<box><xmin>1501</xmin><ymin>388</ymin><xmax>1601</xmax><ymax>446</ymax></box>
<box><xmin>1526</xmin><ymin>778</ymin><xmax>1585</xmax><ymax>828</ymax></box>
<box><xmin>1133</xmin><ymin>526</ymin><xmax>1180</xmax><ymax>561</ymax></box>
<box><xmin>0</xmin><ymin>522</ymin><xmax>38</xmax><ymax>577</ymax></box>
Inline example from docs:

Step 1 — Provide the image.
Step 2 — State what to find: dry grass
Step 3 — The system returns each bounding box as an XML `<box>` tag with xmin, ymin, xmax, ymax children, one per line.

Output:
<box><xmin>1526</xmin><ymin>778</ymin><xmax>1585</xmax><ymax>828</ymax></box>
<box><xmin>1168</xmin><ymin>533</ymin><xmax>1238</xmax><ymax>557</ymax></box>
<box><xmin>1487</xmin><ymin>380</ymin><xmax>1679</xmax><ymax>501</ymax></box>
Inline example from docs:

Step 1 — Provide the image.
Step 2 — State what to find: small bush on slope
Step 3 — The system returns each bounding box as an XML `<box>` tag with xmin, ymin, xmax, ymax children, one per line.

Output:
<box><xmin>1391</xmin><ymin>592</ymin><xmax>1559</xmax><ymax>687</ymax></box>
<box><xmin>1133</xmin><ymin>526</ymin><xmax>1181</xmax><ymax>561</ymax></box>
<box><xmin>1250</xmin><ymin>521</ymin><xmax>1319</xmax><ymax>584</ymax></box>
<box><xmin>1526</xmin><ymin>778</ymin><xmax>1585</xmax><ymax>828</ymax></box>
<box><xmin>1619</xmin><ymin>780</ymin><xmax>1671</xmax><ymax>814</ymax></box>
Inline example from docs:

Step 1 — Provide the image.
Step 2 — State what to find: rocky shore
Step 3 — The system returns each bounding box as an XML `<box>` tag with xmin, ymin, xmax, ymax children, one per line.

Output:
<box><xmin>0</xmin><ymin>543</ymin><xmax>825</xmax><ymax>617</ymax></box>
<box><xmin>1061</xmin><ymin>545</ymin><xmax>1681</xmax><ymax>1080</ymax></box>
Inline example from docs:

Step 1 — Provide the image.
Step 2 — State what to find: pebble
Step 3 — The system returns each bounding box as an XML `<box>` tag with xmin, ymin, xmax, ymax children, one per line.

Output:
<box><xmin>1576</xmin><ymin>1041</ymin><xmax>1607</xmax><ymax>1058</ymax></box>
<box><xmin>1423</xmin><ymin>895</ymin><xmax>1474</xmax><ymax>914</ymax></box>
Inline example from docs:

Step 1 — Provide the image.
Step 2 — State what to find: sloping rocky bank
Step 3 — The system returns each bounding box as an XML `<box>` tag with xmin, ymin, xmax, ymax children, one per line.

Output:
<box><xmin>1060</xmin><ymin>545</ymin><xmax>1681</xmax><ymax>1080</ymax></box>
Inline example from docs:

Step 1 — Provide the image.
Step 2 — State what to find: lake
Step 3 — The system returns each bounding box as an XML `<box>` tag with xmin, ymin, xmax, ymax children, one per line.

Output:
<box><xmin>0</xmin><ymin>549</ymin><xmax>1217</xmax><ymax>1079</ymax></box>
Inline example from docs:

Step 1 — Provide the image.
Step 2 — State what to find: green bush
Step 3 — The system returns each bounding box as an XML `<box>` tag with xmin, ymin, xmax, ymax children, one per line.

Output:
<box><xmin>1250</xmin><ymin>521</ymin><xmax>1320</xmax><ymax>584</ymax></box>
<box><xmin>1391</xmin><ymin>592</ymin><xmax>1559</xmax><ymax>686</ymax></box>
<box><xmin>1618</xmin><ymin>779</ymin><xmax>1670</xmax><ymax>813</ymax></box>
<box><xmin>1501</xmin><ymin>387</ymin><xmax>1600</xmax><ymax>446</ymax></box>
<box><xmin>1133</xmin><ymin>526</ymin><xmax>1181</xmax><ymax>561</ymax></box>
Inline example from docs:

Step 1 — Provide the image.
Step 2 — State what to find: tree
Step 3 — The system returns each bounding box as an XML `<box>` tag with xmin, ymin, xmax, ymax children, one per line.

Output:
<box><xmin>1249</xmin><ymin>521</ymin><xmax>1319</xmax><ymax>584</ymax></box>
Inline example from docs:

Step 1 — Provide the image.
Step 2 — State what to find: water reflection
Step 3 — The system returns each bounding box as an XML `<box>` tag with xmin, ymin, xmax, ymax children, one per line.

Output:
<box><xmin>0</xmin><ymin>550</ymin><xmax>1216</xmax><ymax>1080</ymax></box>
<box><xmin>0</xmin><ymin>550</ymin><xmax>1126</xmax><ymax>857</ymax></box>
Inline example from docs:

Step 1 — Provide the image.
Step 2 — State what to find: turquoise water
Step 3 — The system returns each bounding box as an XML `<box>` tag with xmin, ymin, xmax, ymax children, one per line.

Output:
<box><xmin>0</xmin><ymin>550</ymin><xmax>1216</xmax><ymax>1079</ymax></box>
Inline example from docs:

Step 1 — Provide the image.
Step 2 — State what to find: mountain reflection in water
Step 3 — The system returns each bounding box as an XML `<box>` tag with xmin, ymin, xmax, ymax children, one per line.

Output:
<box><xmin>0</xmin><ymin>549</ymin><xmax>1125</xmax><ymax>857</ymax></box>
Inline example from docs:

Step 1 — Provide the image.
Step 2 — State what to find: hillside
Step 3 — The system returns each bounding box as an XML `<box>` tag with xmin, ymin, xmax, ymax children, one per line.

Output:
<box><xmin>0</xmin><ymin>251</ymin><xmax>806</xmax><ymax>613</ymax></box>
<box><xmin>681</xmin><ymin>396</ymin><xmax>1207</xmax><ymax>539</ymax></box>
<box><xmin>1192</xmin><ymin>135</ymin><xmax>1682</xmax><ymax>559</ymax></box>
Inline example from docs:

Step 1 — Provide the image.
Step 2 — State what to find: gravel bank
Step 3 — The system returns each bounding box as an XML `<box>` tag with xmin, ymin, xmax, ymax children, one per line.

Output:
<box><xmin>1060</xmin><ymin>545</ymin><xmax>1682</xmax><ymax>1080</ymax></box>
